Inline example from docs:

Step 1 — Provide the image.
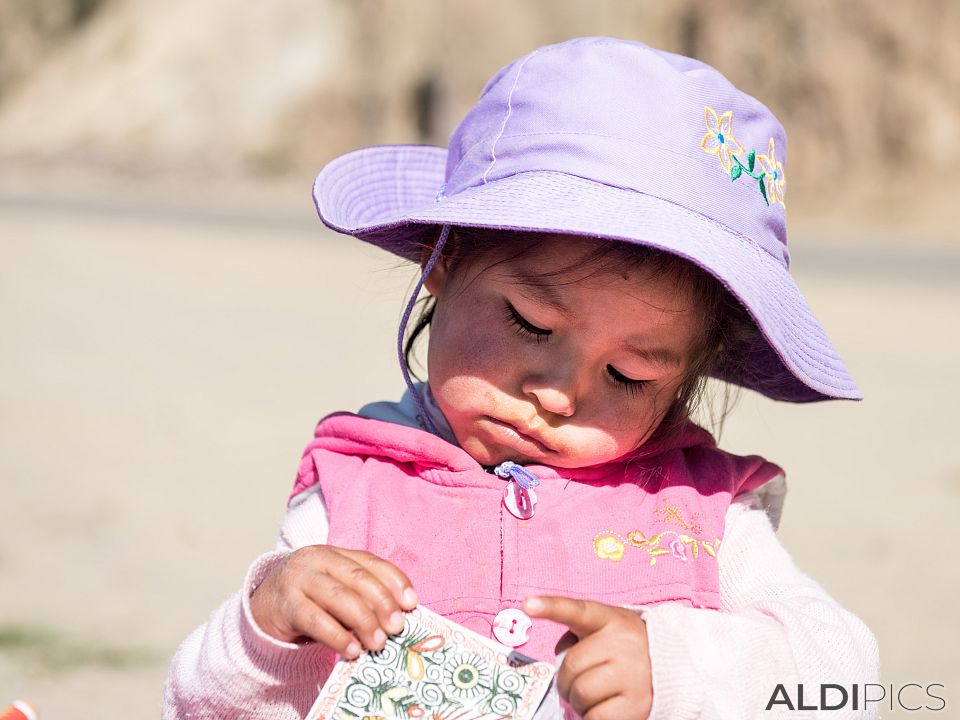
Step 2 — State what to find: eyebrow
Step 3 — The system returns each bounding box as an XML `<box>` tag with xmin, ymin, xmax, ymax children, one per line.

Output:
<box><xmin>620</xmin><ymin>343</ymin><xmax>683</xmax><ymax>368</ymax></box>
<box><xmin>513</xmin><ymin>280</ymin><xmax>685</xmax><ymax>369</ymax></box>
<box><xmin>515</xmin><ymin>280</ymin><xmax>572</xmax><ymax>316</ymax></box>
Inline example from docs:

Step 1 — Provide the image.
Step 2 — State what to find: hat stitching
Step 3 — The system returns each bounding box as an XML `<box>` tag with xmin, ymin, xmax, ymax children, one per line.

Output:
<box><xmin>416</xmin><ymin>169</ymin><xmax>788</xmax><ymax>268</ymax></box>
<box><xmin>443</xmin><ymin>155</ymin><xmax>790</xmax><ymax>268</ymax></box>
<box><xmin>449</xmin><ymin>129</ymin><xmax>708</xmax><ymax>192</ymax></box>
<box><xmin>743</xmin><ymin>276</ymin><xmax>848</xmax><ymax>386</ymax></box>
<box><xmin>486</xmin><ymin>130</ymin><xmax>734</xmax><ymax>159</ymax></box>
<box><xmin>481</xmin><ymin>49</ymin><xmax>541</xmax><ymax>185</ymax></box>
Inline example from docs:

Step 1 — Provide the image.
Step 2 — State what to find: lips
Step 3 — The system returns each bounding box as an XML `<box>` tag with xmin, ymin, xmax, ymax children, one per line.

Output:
<box><xmin>486</xmin><ymin>416</ymin><xmax>555</xmax><ymax>454</ymax></box>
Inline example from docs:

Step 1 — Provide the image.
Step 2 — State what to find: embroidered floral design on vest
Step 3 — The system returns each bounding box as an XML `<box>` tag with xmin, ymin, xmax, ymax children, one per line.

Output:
<box><xmin>654</xmin><ymin>498</ymin><xmax>703</xmax><ymax>535</ymax></box>
<box><xmin>594</xmin><ymin>499</ymin><xmax>721</xmax><ymax>566</ymax></box>
<box><xmin>700</xmin><ymin>106</ymin><xmax>786</xmax><ymax>207</ymax></box>
<box><xmin>593</xmin><ymin>533</ymin><xmax>627</xmax><ymax>562</ymax></box>
<box><xmin>627</xmin><ymin>528</ymin><xmax>721</xmax><ymax>565</ymax></box>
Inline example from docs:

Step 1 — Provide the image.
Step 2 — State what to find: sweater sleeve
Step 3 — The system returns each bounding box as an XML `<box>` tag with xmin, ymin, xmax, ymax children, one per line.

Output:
<box><xmin>162</xmin><ymin>487</ymin><xmax>335</xmax><ymax>719</ymax></box>
<box><xmin>636</xmin><ymin>477</ymin><xmax>881</xmax><ymax>720</ymax></box>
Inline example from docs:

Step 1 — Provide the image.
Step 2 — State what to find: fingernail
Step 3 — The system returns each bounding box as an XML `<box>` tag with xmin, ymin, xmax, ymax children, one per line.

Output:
<box><xmin>402</xmin><ymin>588</ymin><xmax>418</xmax><ymax>608</ymax></box>
<box><xmin>373</xmin><ymin>629</ymin><xmax>386</xmax><ymax>647</ymax></box>
<box><xmin>524</xmin><ymin>597</ymin><xmax>544</xmax><ymax>613</ymax></box>
<box><xmin>389</xmin><ymin>611</ymin><xmax>404</xmax><ymax>634</ymax></box>
<box><xmin>345</xmin><ymin>642</ymin><xmax>361</xmax><ymax>659</ymax></box>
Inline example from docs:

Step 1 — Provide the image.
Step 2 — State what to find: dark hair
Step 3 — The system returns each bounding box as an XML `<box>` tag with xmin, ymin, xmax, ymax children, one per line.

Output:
<box><xmin>402</xmin><ymin>226</ymin><xmax>759</xmax><ymax>443</ymax></box>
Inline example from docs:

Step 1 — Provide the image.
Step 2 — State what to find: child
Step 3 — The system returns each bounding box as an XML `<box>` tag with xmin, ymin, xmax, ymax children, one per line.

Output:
<box><xmin>164</xmin><ymin>37</ymin><xmax>879</xmax><ymax>719</ymax></box>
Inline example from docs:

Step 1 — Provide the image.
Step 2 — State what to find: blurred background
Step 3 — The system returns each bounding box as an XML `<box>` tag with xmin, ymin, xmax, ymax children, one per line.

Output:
<box><xmin>1</xmin><ymin>0</ymin><xmax>958</xmax><ymax>716</ymax></box>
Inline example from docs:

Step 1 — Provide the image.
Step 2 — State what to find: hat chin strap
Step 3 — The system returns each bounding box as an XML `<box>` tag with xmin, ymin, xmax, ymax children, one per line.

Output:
<box><xmin>396</xmin><ymin>224</ymin><xmax>451</xmax><ymax>435</ymax></box>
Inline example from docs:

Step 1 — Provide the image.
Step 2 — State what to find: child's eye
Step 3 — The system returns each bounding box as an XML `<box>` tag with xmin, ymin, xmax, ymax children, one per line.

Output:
<box><xmin>606</xmin><ymin>365</ymin><xmax>651</xmax><ymax>397</ymax></box>
<box><xmin>504</xmin><ymin>302</ymin><xmax>551</xmax><ymax>343</ymax></box>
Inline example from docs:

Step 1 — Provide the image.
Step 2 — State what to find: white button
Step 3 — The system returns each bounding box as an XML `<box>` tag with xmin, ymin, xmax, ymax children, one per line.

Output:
<box><xmin>492</xmin><ymin>608</ymin><xmax>532</xmax><ymax>648</ymax></box>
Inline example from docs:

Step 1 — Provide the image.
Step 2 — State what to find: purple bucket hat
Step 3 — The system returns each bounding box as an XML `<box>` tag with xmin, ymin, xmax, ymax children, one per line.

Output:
<box><xmin>313</xmin><ymin>36</ymin><xmax>860</xmax><ymax>403</ymax></box>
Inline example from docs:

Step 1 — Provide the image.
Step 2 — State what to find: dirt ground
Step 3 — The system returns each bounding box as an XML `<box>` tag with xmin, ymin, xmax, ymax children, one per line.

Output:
<box><xmin>1</xmin><ymin>179</ymin><xmax>958</xmax><ymax>717</ymax></box>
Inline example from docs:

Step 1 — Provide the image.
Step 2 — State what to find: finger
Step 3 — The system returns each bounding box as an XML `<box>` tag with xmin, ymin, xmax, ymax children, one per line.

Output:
<box><xmin>319</xmin><ymin>552</ymin><xmax>408</xmax><ymax>635</ymax></box>
<box><xmin>554</xmin><ymin>629</ymin><xmax>578</xmax><ymax>656</ymax></box>
<box><xmin>523</xmin><ymin>596</ymin><xmax>612</xmax><ymax>639</ymax></box>
<box><xmin>301</xmin><ymin>574</ymin><xmax>388</xmax><ymax>651</ymax></box>
<box><xmin>555</xmin><ymin>633</ymin><xmax>616</xmax><ymax>701</ymax></box>
<box><xmin>583</xmin><ymin>695</ymin><xmax>643</xmax><ymax>720</ymax></box>
<box><xmin>339</xmin><ymin>548</ymin><xmax>419</xmax><ymax>610</ymax></box>
<box><xmin>287</xmin><ymin>593</ymin><xmax>363</xmax><ymax>659</ymax></box>
<box><xmin>565</xmin><ymin>662</ymin><xmax>621</xmax><ymax>718</ymax></box>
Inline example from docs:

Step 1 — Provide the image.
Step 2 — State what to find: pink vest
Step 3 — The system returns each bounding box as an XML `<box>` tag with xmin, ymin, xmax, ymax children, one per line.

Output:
<box><xmin>290</xmin><ymin>413</ymin><xmax>782</xmax><ymax>663</ymax></box>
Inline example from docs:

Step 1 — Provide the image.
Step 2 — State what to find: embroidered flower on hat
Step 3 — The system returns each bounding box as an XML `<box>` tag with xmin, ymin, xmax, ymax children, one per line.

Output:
<box><xmin>701</xmin><ymin>106</ymin><xmax>786</xmax><ymax>208</ymax></box>
<box><xmin>700</xmin><ymin>107</ymin><xmax>745</xmax><ymax>172</ymax></box>
<box><xmin>757</xmin><ymin>137</ymin><xmax>786</xmax><ymax>207</ymax></box>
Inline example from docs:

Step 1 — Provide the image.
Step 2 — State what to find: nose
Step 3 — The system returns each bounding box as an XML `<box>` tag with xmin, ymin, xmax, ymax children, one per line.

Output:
<box><xmin>521</xmin><ymin>377</ymin><xmax>577</xmax><ymax>417</ymax></box>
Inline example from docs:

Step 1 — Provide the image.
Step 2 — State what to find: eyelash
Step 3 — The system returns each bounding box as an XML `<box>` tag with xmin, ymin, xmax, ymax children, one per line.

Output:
<box><xmin>505</xmin><ymin>302</ymin><xmax>551</xmax><ymax>343</ymax></box>
<box><xmin>606</xmin><ymin>364</ymin><xmax>650</xmax><ymax>397</ymax></box>
<box><xmin>503</xmin><ymin>302</ymin><xmax>651</xmax><ymax>396</ymax></box>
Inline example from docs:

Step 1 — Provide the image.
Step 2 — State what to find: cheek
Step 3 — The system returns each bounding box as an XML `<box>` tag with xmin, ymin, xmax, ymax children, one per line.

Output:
<box><xmin>426</xmin><ymin>298</ymin><xmax>517</xmax><ymax>394</ymax></box>
<box><xmin>552</xmin><ymin>385</ymin><xmax>679</xmax><ymax>464</ymax></box>
<box><xmin>562</xmin><ymin>411</ymin><xmax>653</xmax><ymax>458</ymax></box>
<box><xmin>538</xmin><ymin>421</ymin><xmax>648</xmax><ymax>468</ymax></box>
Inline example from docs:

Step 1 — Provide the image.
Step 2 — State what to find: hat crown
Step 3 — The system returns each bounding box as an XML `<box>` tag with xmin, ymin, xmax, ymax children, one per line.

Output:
<box><xmin>445</xmin><ymin>37</ymin><xmax>789</xmax><ymax>266</ymax></box>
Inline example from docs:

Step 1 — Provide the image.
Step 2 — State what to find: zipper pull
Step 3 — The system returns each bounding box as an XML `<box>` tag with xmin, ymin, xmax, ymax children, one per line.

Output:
<box><xmin>494</xmin><ymin>461</ymin><xmax>540</xmax><ymax>520</ymax></box>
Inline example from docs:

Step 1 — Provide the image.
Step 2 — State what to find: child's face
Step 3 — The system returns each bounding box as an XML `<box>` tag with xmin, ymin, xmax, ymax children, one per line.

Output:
<box><xmin>423</xmin><ymin>235</ymin><xmax>703</xmax><ymax>468</ymax></box>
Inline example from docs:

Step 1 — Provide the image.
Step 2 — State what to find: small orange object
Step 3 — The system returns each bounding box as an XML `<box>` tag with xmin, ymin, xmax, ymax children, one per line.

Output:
<box><xmin>0</xmin><ymin>701</ymin><xmax>37</xmax><ymax>720</ymax></box>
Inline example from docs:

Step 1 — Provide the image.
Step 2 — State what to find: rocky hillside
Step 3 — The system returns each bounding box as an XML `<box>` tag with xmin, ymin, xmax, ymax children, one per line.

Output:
<box><xmin>1</xmin><ymin>0</ymin><xmax>958</xmax><ymax>217</ymax></box>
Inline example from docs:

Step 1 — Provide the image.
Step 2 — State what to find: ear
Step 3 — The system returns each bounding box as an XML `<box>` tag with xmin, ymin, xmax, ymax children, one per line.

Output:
<box><xmin>420</xmin><ymin>242</ymin><xmax>449</xmax><ymax>296</ymax></box>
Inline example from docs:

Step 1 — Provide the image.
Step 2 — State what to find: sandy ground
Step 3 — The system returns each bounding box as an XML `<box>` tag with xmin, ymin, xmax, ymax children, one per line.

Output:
<box><xmin>1</xmin><ymin>181</ymin><xmax>958</xmax><ymax>717</ymax></box>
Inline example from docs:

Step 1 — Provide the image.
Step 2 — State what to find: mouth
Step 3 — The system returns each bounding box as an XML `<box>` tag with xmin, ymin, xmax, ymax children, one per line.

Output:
<box><xmin>485</xmin><ymin>416</ymin><xmax>556</xmax><ymax>456</ymax></box>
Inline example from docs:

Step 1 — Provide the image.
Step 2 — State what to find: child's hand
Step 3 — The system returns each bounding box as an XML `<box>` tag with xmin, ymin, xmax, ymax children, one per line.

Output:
<box><xmin>250</xmin><ymin>545</ymin><xmax>418</xmax><ymax>658</ymax></box>
<box><xmin>524</xmin><ymin>596</ymin><xmax>652</xmax><ymax>720</ymax></box>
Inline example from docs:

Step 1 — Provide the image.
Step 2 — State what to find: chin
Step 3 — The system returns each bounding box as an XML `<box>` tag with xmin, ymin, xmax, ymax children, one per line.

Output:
<box><xmin>460</xmin><ymin>439</ymin><xmax>512</xmax><ymax>467</ymax></box>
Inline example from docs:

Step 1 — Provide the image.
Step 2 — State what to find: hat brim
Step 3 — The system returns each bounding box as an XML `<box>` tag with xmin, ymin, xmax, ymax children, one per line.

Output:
<box><xmin>314</xmin><ymin>145</ymin><xmax>861</xmax><ymax>403</ymax></box>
